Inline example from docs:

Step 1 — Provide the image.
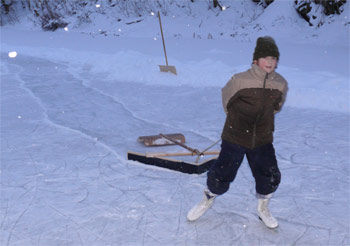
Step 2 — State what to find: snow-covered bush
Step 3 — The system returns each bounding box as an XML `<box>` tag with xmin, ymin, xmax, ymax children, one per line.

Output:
<box><xmin>0</xmin><ymin>0</ymin><xmax>348</xmax><ymax>31</ymax></box>
<box><xmin>0</xmin><ymin>0</ymin><xmax>16</xmax><ymax>25</ymax></box>
<box><xmin>252</xmin><ymin>0</ymin><xmax>275</xmax><ymax>8</ymax></box>
<box><xmin>295</xmin><ymin>0</ymin><xmax>347</xmax><ymax>27</ymax></box>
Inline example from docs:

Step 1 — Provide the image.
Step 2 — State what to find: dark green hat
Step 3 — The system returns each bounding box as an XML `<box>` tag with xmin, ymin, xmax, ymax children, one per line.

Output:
<box><xmin>253</xmin><ymin>36</ymin><xmax>280</xmax><ymax>61</ymax></box>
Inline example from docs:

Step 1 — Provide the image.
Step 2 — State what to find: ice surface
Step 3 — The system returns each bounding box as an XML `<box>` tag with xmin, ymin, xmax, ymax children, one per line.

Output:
<box><xmin>1</xmin><ymin>52</ymin><xmax>349</xmax><ymax>245</ymax></box>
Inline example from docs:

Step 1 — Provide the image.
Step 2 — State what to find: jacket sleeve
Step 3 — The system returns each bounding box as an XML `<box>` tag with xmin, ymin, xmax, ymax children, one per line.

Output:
<box><xmin>222</xmin><ymin>75</ymin><xmax>239</xmax><ymax>114</ymax></box>
<box><xmin>274</xmin><ymin>80</ymin><xmax>288</xmax><ymax>113</ymax></box>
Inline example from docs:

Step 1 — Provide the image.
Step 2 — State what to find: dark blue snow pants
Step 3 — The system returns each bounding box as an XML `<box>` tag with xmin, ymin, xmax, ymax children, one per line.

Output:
<box><xmin>207</xmin><ymin>140</ymin><xmax>281</xmax><ymax>196</ymax></box>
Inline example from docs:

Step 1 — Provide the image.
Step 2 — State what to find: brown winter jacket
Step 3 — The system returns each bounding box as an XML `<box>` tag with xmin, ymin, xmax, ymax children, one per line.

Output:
<box><xmin>221</xmin><ymin>64</ymin><xmax>288</xmax><ymax>149</ymax></box>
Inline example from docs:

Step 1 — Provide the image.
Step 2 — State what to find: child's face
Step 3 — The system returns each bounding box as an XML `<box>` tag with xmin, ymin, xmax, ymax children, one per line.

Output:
<box><xmin>257</xmin><ymin>56</ymin><xmax>277</xmax><ymax>73</ymax></box>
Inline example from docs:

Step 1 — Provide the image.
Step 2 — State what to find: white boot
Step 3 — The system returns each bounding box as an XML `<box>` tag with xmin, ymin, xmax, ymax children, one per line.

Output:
<box><xmin>187</xmin><ymin>189</ymin><xmax>217</xmax><ymax>222</ymax></box>
<box><xmin>257</xmin><ymin>198</ymin><xmax>279</xmax><ymax>229</ymax></box>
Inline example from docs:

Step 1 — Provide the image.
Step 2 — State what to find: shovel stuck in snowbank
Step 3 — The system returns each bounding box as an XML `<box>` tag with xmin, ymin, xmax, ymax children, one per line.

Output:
<box><xmin>157</xmin><ymin>11</ymin><xmax>177</xmax><ymax>75</ymax></box>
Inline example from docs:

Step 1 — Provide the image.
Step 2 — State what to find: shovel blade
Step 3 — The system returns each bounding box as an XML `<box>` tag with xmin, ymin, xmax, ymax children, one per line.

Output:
<box><xmin>159</xmin><ymin>65</ymin><xmax>177</xmax><ymax>75</ymax></box>
<box><xmin>138</xmin><ymin>133</ymin><xmax>185</xmax><ymax>146</ymax></box>
<box><xmin>127</xmin><ymin>151</ymin><xmax>217</xmax><ymax>174</ymax></box>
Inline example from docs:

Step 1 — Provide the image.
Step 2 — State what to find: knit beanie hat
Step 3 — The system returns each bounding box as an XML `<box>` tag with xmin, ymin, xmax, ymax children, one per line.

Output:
<box><xmin>253</xmin><ymin>36</ymin><xmax>280</xmax><ymax>61</ymax></box>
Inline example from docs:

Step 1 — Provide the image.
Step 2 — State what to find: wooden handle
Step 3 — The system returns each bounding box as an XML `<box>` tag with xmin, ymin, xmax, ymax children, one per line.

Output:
<box><xmin>160</xmin><ymin>133</ymin><xmax>200</xmax><ymax>155</ymax></box>
<box><xmin>158</xmin><ymin>11</ymin><xmax>169</xmax><ymax>66</ymax></box>
<box><xmin>146</xmin><ymin>151</ymin><xmax>220</xmax><ymax>158</ymax></box>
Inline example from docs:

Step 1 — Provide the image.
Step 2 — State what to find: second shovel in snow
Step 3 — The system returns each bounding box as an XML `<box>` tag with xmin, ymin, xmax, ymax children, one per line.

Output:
<box><xmin>157</xmin><ymin>11</ymin><xmax>177</xmax><ymax>75</ymax></box>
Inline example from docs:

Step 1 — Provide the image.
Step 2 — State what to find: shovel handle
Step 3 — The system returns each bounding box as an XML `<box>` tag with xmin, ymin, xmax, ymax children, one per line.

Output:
<box><xmin>146</xmin><ymin>151</ymin><xmax>220</xmax><ymax>158</ymax></box>
<box><xmin>159</xmin><ymin>133</ymin><xmax>200</xmax><ymax>155</ymax></box>
<box><xmin>158</xmin><ymin>11</ymin><xmax>169</xmax><ymax>66</ymax></box>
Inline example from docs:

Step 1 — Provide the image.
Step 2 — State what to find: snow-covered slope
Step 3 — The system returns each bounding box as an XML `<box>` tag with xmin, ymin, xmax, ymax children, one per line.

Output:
<box><xmin>1</xmin><ymin>4</ymin><xmax>349</xmax><ymax>113</ymax></box>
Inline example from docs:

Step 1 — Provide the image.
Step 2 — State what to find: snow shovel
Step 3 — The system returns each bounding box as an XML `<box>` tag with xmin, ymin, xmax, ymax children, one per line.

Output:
<box><xmin>157</xmin><ymin>11</ymin><xmax>177</xmax><ymax>75</ymax></box>
<box><xmin>128</xmin><ymin>136</ymin><xmax>221</xmax><ymax>174</ymax></box>
<box><xmin>138</xmin><ymin>133</ymin><xmax>185</xmax><ymax>146</ymax></box>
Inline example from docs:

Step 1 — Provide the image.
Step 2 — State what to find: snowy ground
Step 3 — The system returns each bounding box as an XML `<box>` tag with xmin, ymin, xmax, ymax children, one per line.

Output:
<box><xmin>1</xmin><ymin>15</ymin><xmax>349</xmax><ymax>246</ymax></box>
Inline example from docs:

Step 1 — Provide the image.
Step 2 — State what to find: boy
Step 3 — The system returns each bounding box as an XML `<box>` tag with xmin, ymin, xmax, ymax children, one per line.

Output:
<box><xmin>187</xmin><ymin>36</ymin><xmax>288</xmax><ymax>229</ymax></box>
